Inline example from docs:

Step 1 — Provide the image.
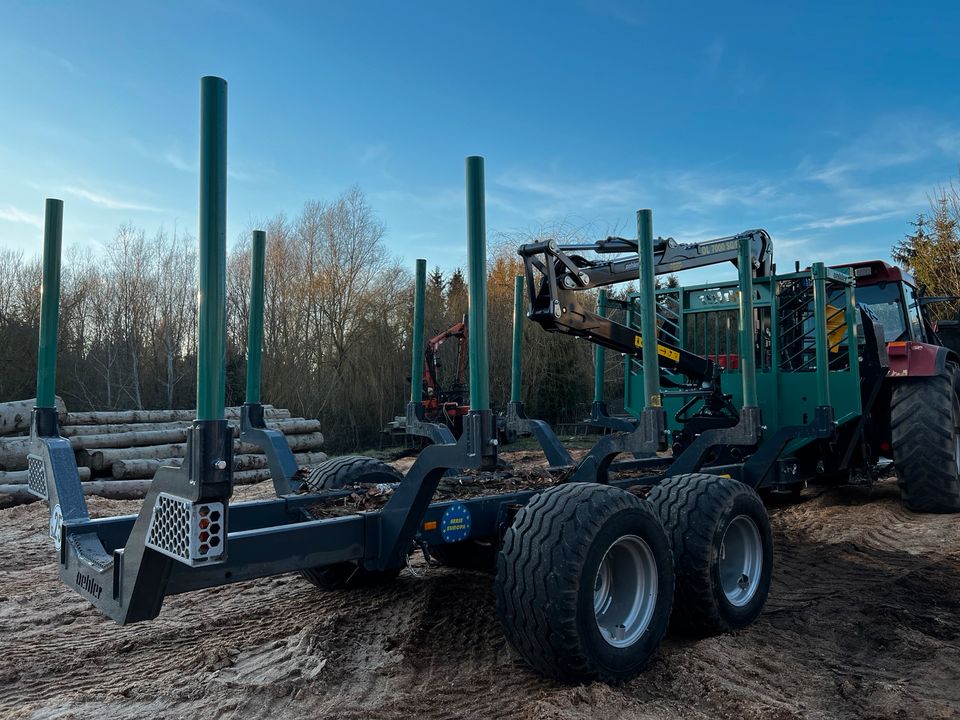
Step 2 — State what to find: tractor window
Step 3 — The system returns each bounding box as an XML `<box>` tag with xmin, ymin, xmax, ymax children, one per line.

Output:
<box><xmin>855</xmin><ymin>283</ymin><xmax>906</xmax><ymax>342</ymax></box>
<box><xmin>904</xmin><ymin>285</ymin><xmax>924</xmax><ymax>341</ymax></box>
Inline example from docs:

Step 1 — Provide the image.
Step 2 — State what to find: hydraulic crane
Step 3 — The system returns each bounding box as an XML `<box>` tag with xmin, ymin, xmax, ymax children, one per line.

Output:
<box><xmin>421</xmin><ymin>318</ymin><xmax>470</xmax><ymax>434</ymax></box>
<box><xmin>518</xmin><ymin>229</ymin><xmax>774</xmax><ymax>448</ymax></box>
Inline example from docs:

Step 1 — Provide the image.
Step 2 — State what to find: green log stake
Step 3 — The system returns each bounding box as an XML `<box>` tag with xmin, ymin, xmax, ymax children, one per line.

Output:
<box><xmin>593</xmin><ymin>289</ymin><xmax>608</xmax><ymax>403</ymax></box>
<box><xmin>36</xmin><ymin>198</ymin><xmax>64</xmax><ymax>409</ymax></box>
<box><xmin>245</xmin><ymin>230</ymin><xmax>266</xmax><ymax>404</ymax></box>
<box><xmin>196</xmin><ymin>76</ymin><xmax>228</xmax><ymax>421</ymax></box>
<box><xmin>466</xmin><ymin>156</ymin><xmax>490</xmax><ymax>412</ymax></box>
<box><xmin>738</xmin><ymin>234</ymin><xmax>758</xmax><ymax>407</ymax></box>
<box><xmin>510</xmin><ymin>274</ymin><xmax>524</xmax><ymax>403</ymax></box>
<box><xmin>410</xmin><ymin>259</ymin><xmax>427</xmax><ymax>403</ymax></box>
<box><xmin>812</xmin><ymin>262</ymin><xmax>831</xmax><ymax>407</ymax></box>
<box><xmin>638</xmin><ymin>209</ymin><xmax>661</xmax><ymax>409</ymax></box>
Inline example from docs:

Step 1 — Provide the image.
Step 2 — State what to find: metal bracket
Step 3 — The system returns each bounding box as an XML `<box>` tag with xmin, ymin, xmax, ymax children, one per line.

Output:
<box><xmin>239</xmin><ymin>403</ymin><xmax>302</xmax><ymax>495</ymax></box>
<box><xmin>668</xmin><ymin>406</ymin><xmax>763</xmax><ymax>477</ymax></box>
<box><xmin>502</xmin><ymin>401</ymin><xmax>573</xmax><ymax>467</ymax></box>
<box><xmin>570</xmin><ymin>407</ymin><xmax>666</xmax><ymax>483</ymax></box>
<box><xmin>371</xmin><ymin>410</ymin><xmax>495</xmax><ymax>571</ymax></box>
<box><xmin>740</xmin><ymin>406</ymin><xmax>836</xmax><ymax>488</ymax></box>
<box><xmin>589</xmin><ymin>400</ymin><xmax>638</xmax><ymax>433</ymax></box>
<box><xmin>403</xmin><ymin>401</ymin><xmax>458</xmax><ymax>445</ymax></box>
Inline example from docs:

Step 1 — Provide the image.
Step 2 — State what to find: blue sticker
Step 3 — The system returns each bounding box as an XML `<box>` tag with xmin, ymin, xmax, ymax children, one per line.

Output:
<box><xmin>439</xmin><ymin>502</ymin><xmax>471</xmax><ymax>543</ymax></box>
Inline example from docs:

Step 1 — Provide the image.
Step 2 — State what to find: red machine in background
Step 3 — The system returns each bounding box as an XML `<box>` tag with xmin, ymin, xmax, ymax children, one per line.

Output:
<box><xmin>420</xmin><ymin>318</ymin><xmax>471</xmax><ymax>435</ymax></box>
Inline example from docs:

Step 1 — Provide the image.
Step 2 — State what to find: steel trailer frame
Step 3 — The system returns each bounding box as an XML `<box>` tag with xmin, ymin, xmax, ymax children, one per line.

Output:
<box><xmin>28</xmin><ymin>80</ymin><xmax>499</xmax><ymax>623</ymax></box>
<box><xmin>31</xmin><ymin>75</ymin><xmax>865</xmax><ymax>627</ymax></box>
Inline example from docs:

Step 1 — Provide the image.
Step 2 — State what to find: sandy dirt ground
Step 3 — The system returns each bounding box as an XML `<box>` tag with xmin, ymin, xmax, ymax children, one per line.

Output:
<box><xmin>1</xmin><ymin>453</ymin><xmax>958</xmax><ymax>720</ymax></box>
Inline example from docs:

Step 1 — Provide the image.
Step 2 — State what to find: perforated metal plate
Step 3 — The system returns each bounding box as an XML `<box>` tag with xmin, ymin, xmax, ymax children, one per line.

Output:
<box><xmin>27</xmin><ymin>454</ymin><xmax>47</xmax><ymax>499</ymax></box>
<box><xmin>145</xmin><ymin>493</ymin><xmax>225</xmax><ymax>566</ymax></box>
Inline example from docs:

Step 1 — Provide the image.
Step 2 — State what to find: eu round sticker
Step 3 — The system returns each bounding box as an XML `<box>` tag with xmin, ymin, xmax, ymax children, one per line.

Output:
<box><xmin>439</xmin><ymin>502</ymin><xmax>471</xmax><ymax>543</ymax></box>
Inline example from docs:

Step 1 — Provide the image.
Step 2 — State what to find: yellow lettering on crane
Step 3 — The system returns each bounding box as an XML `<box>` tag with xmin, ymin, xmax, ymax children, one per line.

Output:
<box><xmin>633</xmin><ymin>336</ymin><xmax>681</xmax><ymax>363</ymax></box>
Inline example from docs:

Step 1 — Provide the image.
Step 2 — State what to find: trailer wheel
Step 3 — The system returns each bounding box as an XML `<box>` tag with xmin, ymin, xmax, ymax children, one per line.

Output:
<box><xmin>300</xmin><ymin>455</ymin><xmax>403</xmax><ymax>590</ymax></box>
<box><xmin>648</xmin><ymin>473</ymin><xmax>772</xmax><ymax>636</ymax></box>
<box><xmin>429</xmin><ymin>538</ymin><xmax>498</xmax><ymax>570</ymax></box>
<box><xmin>302</xmin><ymin>455</ymin><xmax>403</xmax><ymax>491</ymax></box>
<box><xmin>495</xmin><ymin>483</ymin><xmax>673</xmax><ymax>683</ymax></box>
<box><xmin>890</xmin><ymin>369</ymin><xmax>960</xmax><ymax>513</ymax></box>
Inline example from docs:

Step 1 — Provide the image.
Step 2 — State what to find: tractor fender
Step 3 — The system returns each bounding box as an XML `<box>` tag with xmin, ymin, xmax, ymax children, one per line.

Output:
<box><xmin>886</xmin><ymin>342</ymin><xmax>957</xmax><ymax>379</ymax></box>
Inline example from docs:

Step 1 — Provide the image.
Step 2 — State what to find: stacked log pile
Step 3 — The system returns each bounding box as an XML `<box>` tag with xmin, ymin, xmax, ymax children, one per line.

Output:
<box><xmin>0</xmin><ymin>400</ymin><xmax>326</xmax><ymax>507</ymax></box>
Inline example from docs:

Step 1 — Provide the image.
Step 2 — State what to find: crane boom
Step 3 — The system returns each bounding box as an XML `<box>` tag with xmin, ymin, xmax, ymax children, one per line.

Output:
<box><xmin>517</xmin><ymin>229</ymin><xmax>773</xmax><ymax>389</ymax></box>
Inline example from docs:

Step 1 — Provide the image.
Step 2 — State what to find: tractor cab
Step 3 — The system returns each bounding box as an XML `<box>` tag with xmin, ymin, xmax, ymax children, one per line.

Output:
<box><xmin>839</xmin><ymin>260</ymin><xmax>960</xmax><ymax>357</ymax></box>
<box><xmin>841</xmin><ymin>261</ymin><xmax>927</xmax><ymax>343</ymax></box>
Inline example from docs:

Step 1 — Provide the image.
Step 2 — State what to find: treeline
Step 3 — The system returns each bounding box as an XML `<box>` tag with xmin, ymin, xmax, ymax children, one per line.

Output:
<box><xmin>0</xmin><ymin>188</ymin><xmax>616</xmax><ymax>451</ymax></box>
<box><xmin>894</xmin><ymin>179</ymin><xmax>960</xmax><ymax>319</ymax></box>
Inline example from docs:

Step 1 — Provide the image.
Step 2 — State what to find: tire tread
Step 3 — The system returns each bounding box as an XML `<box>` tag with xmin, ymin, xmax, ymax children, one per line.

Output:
<box><xmin>890</xmin><ymin>371</ymin><xmax>960</xmax><ymax>513</ymax></box>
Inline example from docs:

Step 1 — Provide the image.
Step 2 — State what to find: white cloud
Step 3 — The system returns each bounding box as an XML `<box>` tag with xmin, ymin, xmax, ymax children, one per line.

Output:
<box><xmin>62</xmin><ymin>185</ymin><xmax>163</xmax><ymax>212</ymax></box>
<box><xmin>802</xmin><ymin>118</ymin><xmax>960</xmax><ymax>188</ymax></box>
<box><xmin>0</xmin><ymin>205</ymin><xmax>43</xmax><ymax>228</ymax></box>
<box><xmin>163</xmin><ymin>149</ymin><xmax>194</xmax><ymax>173</ymax></box>
<box><xmin>360</xmin><ymin>144</ymin><xmax>390</xmax><ymax>165</ymax></box>
<box><xmin>667</xmin><ymin>171</ymin><xmax>781</xmax><ymax>213</ymax></box>
<box><xmin>802</xmin><ymin>210</ymin><xmax>905</xmax><ymax>230</ymax></box>
<box><xmin>496</xmin><ymin>169</ymin><xmax>641</xmax><ymax>210</ymax></box>
<box><xmin>128</xmin><ymin>138</ymin><xmax>255</xmax><ymax>181</ymax></box>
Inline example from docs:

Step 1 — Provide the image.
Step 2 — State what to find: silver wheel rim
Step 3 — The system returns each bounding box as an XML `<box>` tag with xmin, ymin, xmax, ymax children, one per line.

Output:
<box><xmin>593</xmin><ymin>534</ymin><xmax>658</xmax><ymax>648</ymax></box>
<box><xmin>719</xmin><ymin>514</ymin><xmax>763</xmax><ymax>607</ymax></box>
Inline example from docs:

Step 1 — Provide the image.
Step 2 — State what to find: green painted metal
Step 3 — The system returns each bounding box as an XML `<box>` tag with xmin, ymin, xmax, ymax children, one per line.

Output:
<box><xmin>812</xmin><ymin>262</ymin><xmax>831</xmax><ymax>406</ymax></box>
<box><xmin>637</xmin><ymin>209</ymin><xmax>661</xmax><ymax>409</ymax></box>
<box><xmin>410</xmin><ymin>259</ymin><xmax>427</xmax><ymax>403</ymax></box>
<box><xmin>196</xmin><ymin>76</ymin><xmax>228</xmax><ymax>421</ymax></box>
<box><xmin>768</xmin><ymin>277</ymin><xmax>781</xmax><ymax>425</ymax></box>
<box><xmin>593</xmin><ymin>289</ymin><xmax>608</xmax><ymax>403</ymax></box>
<box><xmin>842</xmin><ymin>268</ymin><xmax>860</xmax><ymax>382</ymax></box>
<box><xmin>245</xmin><ymin>230</ymin><xmax>266</xmax><ymax>404</ymax></box>
<box><xmin>623</xmin><ymin>299</ymin><xmax>635</xmax><ymax>408</ymax></box>
<box><xmin>510</xmin><ymin>274</ymin><xmax>524</xmax><ymax>403</ymax></box>
<box><xmin>737</xmin><ymin>234</ymin><xmax>758</xmax><ymax>407</ymax></box>
<box><xmin>35</xmin><ymin>198</ymin><xmax>64</xmax><ymax>409</ymax></box>
<box><xmin>624</xmin><ymin>269</ymin><xmax>863</xmax><ymax>451</ymax></box>
<box><xmin>465</xmin><ymin>156</ymin><xmax>490</xmax><ymax>412</ymax></box>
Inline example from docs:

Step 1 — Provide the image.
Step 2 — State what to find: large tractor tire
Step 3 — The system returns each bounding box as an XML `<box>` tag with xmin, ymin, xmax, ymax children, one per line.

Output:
<box><xmin>300</xmin><ymin>456</ymin><xmax>403</xmax><ymax>590</ymax></box>
<box><xmin>648</xmin><ymin>473</ymin><xmax>773</xmax><ymax>636</ymax></box>
<box><xmin>495</xmin><ymin>483</ymin><xmax>674</xmax><ymax>684</ymax></box>
<box><xmin>891</xmin><ymin>369</ymin><xmax>960</xmax><ymax>513</ymax></box>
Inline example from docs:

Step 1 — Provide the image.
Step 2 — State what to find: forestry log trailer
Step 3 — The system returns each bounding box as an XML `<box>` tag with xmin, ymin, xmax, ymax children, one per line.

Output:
<box><xmin>26</xmin><ymin>77</ymin><xmax>959</xmax><ymax>686</ymax></box>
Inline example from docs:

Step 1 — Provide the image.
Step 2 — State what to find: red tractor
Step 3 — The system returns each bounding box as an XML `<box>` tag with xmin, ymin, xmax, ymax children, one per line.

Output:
<box><xmin>835</xmin><ymin>260</ymin><xmax>960</xmax><ymax>512</ymax></box>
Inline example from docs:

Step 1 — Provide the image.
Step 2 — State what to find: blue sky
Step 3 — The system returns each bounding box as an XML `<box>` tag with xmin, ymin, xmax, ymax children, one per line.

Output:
<box><xmin>2</xmin><ymin>1</ymin><xmax>959</xmax><ymax>282</ymax></box>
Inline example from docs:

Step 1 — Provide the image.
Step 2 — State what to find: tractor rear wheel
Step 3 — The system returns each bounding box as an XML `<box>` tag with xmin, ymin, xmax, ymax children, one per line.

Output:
<box><xmin>300</xmin><ymin>456</ymin><xmax>404</xmax><ymax>590</ymax></box>
<box><xmin>495</xmin><ymin>483</ymin><xmax>673</xmax><ymax>683</ymax></box>
<box><xmin>890</xmin><ymin>369</ymin><xmax>960</xmax><ymax>513</ymax></box>
<box><xmin>648</xmin><ymin>473</ymin><xmax>773</xmax><ymax>636</ymax></box>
